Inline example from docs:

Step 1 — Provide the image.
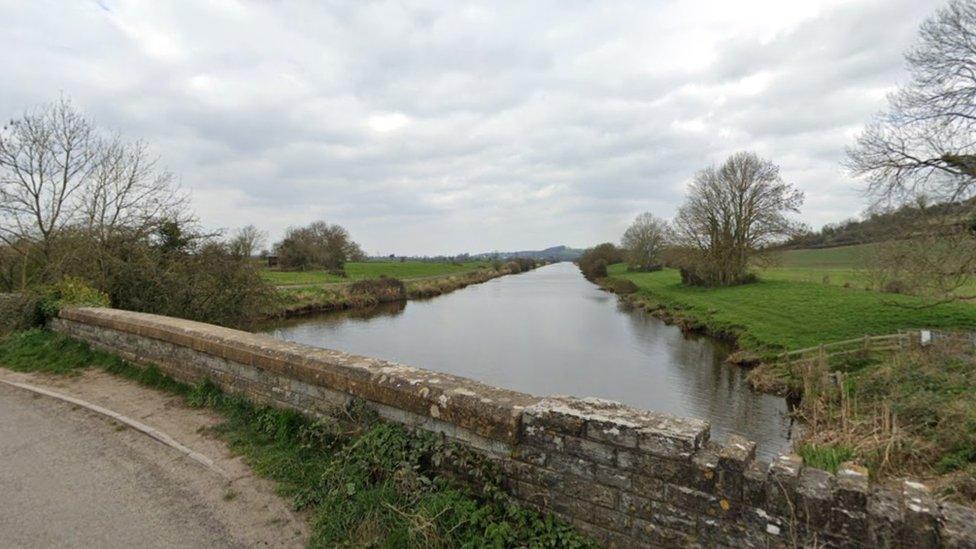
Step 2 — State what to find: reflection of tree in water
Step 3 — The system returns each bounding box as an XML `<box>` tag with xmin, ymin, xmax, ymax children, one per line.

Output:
<box><xmin>252</xmin><ymin>300</ymin><xmax>407</xmax><ymax>333</ymax></box>
<box><xmin>622</xmin><ymin>306</ymin><xmax>797</xmax><ymax>459</ymax></box>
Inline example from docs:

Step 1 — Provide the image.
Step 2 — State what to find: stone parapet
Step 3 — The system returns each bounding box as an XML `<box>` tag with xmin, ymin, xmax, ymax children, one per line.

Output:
<box><xmin>53</xmin><ymin>307</ymin><xmax>976</xmax><ymax>548</ymax></box>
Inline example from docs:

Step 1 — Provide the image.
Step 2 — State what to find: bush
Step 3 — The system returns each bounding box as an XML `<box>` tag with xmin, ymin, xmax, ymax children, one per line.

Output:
<box><xmin>883</xmin><ymin>279</ymin><xmax>908</xmax><ymax>294</ymax></box>
<box><xmin>0</xmin><ymin>293</ymin><xmax>43</xmax><ymax>334</ymax></box>
<box><xmin>38</xmin><ymin>277</ymin><xmax>109</xmax><ymax>320</ymax></box>
<box><xmin>578</xmin><ymin>243</ymin><xmax>623</xmax><ymax>280</ymax></box>
<box><xmin>345</xmin><ymin>277</ymin><xmax>406</xmax><ymax>304</ymax></box>
<box><xmin>627</xmin><ymin>263</ymin><xmax>662</xmax><ymax>273</ymax></box>
<box><xmin>605</xmin><ymin>278</ymin><xmax>637</xmax><ymax>294</ymax></box>
<box><xmin>503</xmin><ymin>261</ymin><xmax>522</xmax><ymax>274</ymax></box>
<box><xmin>94</xmin><ymin>236</ymin><xmax>273</xmax><ymax>328</ymax></box>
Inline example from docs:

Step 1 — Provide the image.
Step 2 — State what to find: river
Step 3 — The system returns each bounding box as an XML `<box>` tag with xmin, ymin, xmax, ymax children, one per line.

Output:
<box><xmin>257</xmin><ymin>262</ymin><xmax>796</xmax><ymax>459</ymax></box>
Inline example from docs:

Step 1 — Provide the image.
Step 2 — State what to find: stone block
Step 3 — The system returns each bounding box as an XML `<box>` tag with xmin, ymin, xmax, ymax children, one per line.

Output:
<box><xmin>548</xmin><ymin>453</ymin><xmax>595</xmax><ymax>479</ymax></box>
<box><xmin>765</xmin><ymin>454</ymin><xmax>803</xmax><ymax>515</ymax></box>
<box><xmin>560</xmin><ymin>476</ymin><xmax>619</xmax><ymax>509</ymax></box>
<box><xmin>564</xmin><ymin>435</ymin><xmax>615</xmax><ymax>465</ymax></box>
<box><xmin>940</xmin><ymin>502</ymin><xmax>976</xmax><ymax>548</ymax></box>
<box><xmin>900</xmin><ymin>480</ymin><xmax>938</xmax><ymax>549</ymax></box>
<box><xmin>796</xmin><ymin>467</ymin><xmax>835</xmax><ymax>530</ymax></box>
<box><xmin>511</xmin><ymin>444</ymin><xmax>547</xmax><ymax>466</ymax></box>
<box><xmin>594</xmin><ymin>464</ymin><xmax>631</xmax><ymax>490</ymax></box>
<box><xmin>867</xmin><ymin>486</ymin><xmax>903</xmax><ymax>547</ymax></box>
<box><xmin>835</xmin><ymin>462</ymin><xmax>869</xmax><ymax>511</ymax></box>
<box><xmin>632</xmin><ymin>517</ymin><xmax>693</xmax><ymax>547</ymax></box>
<box><xmin>743</xmin><ymin>458</ymin><xmax>768</xmax><ymax>508</ymax></box>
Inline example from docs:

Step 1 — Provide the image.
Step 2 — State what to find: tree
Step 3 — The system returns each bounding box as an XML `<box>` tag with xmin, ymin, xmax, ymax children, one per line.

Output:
<box><xmin>577</xmin><ymin>243</ymin><xmax>625</xmax><ymax>280</ymax></box>
<box><xmin>0</xmin><ymin>97</ymin><xmax>98</xmax><ymax>272</ymax></box>
<box><xmin>0</xmin><ymin>97</ymin><xmax>187</xmax><ymax>288</ymax></box>
<box><xmin>673</xmin><ymin>152</ymin><xmax>803</xmax><ymax>287</ymax></box>
<box><xmin>847</xmin><ymin>1</ymin><xmax>976</xmax><ymax>305</ymax></box>
<box><xmin>274</xmin><ymin>221</ymin><xmax>364</xmax><ymax>271</ymax></box>
<box><xmin>228</xmin><ymin>224</ymin><xmax>266</xmax><ymax>259</ymax></box>
<box><xmin>847</xmin><ymin>0</ymin><xmax>976</xmax><ymax>204</ymax></box>
<box><xmin>82</xmin><ymin>136</ymin><xmax>187</xmax><ymax>244</ymax></box>
<box><xmin>621</xmin><ymin>213</ymin><xmax>669</xmax><ymax>272</ymax></box>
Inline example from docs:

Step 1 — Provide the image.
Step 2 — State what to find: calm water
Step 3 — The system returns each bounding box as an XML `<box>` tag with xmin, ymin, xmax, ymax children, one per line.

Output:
<box><xmin>257</xmin><ymin>262</ymin><xmax>796</xmax><ymax>459</ymax></box>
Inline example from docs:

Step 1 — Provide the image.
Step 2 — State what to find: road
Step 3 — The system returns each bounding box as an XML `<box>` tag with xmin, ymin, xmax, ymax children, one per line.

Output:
<box><xmin>0</xmin><ymin>373</ymin><xmax>307</xmax><ymax>548</ymax></box>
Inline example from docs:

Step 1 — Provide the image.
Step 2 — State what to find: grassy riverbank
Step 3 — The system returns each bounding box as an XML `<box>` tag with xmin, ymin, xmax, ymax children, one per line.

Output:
<box><xmin>600</xmin><ymin>248</ymin><xmax>976</xmax><ymax>504</ymax></box>
<box><xmin>606</xmin><ymin>262</ymin><xmax>976</xmax><ymax>352</ymax></box>
<box><xmin>266</xmin><ymin>263</ymin><xmax>534</xmax><ymax>319</ymax></box>
<box><xmin>792</xmin><ymin>340</ymin><xmax>976</xmax><ymax>503</ymax></box>
<box><xmin>0</xmin><ymin>329</ymin><xmax>593</xmax><ymax>547</ymax></box>
<box><xmin>262</xmin><ymin>261</ymin><xmax>492</xmax><ymax>286</ymax></box>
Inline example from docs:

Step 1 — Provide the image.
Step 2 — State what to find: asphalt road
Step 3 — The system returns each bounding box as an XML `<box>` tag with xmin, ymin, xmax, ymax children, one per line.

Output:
<box><xmin>0</xmin><ymin>382</ymin><xmax>277</xmax><ymax>548</ymax></box>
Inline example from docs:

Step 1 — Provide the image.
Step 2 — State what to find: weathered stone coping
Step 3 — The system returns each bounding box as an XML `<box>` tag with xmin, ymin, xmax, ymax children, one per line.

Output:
<box><xmin>60</xmin><ymin>307</ymin><xmax>542</xmax><ymax>444</ymax></box>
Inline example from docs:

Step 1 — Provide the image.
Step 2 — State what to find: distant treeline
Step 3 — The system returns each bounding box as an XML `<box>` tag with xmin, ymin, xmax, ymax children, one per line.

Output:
<box><xmin>783</xmin><ymin>198</ymin><xmax>976</xmax><ymax>250</ymax></box>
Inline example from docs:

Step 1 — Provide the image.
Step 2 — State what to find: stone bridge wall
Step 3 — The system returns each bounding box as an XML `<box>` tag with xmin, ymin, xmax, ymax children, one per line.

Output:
<box><xmin>52</xmin><ymin>307</ymin><xmax>975</xmax><ymax>548</ymax></box>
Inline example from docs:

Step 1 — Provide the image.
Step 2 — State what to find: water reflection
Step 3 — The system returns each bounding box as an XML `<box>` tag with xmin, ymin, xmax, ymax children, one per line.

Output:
<box><xmin>257</xmin><ymin>262</ymin><xmax>795</xmax><ymax>459</ymax></box>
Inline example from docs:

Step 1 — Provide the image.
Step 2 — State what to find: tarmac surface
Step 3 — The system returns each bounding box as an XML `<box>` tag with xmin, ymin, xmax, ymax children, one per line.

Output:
<box><xmin>0</xmin><ymin>372</ymin><xmax>308</xmax><ymax>548</ymax></box>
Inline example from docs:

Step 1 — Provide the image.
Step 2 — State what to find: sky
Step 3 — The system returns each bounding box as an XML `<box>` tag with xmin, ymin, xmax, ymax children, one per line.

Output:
<box><xmin>1</xmin><ymin>0</ymin><xmax>941</xmax><ymax>256</ymax></box>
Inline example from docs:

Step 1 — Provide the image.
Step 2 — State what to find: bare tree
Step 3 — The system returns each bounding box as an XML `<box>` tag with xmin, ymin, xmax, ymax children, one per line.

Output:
<box><xmin>0</xmin><ymin>97</ymin><xmax>186</xmax><ymax>288</ymax></box>
<box><xmin>621</xmin><ymin>213</ymin><xmax>669</xmax><ymax>272</ymax></box>
<box><xmin>0</xmin><ymin>97</ymin><xmax>98</xmax><ymax>261</ymax></box>
<box><xmin>847</xmin><ymin>0</ymin><xmax>976</xmax><ymax>204</ymax></box>
<box><xmin>673</xmin><ymin>152</ymin><xmax>803</xmax><ymax>286</ymax></box>
<box><xmin>82</xmin><ymin>136</ymin><xmax>187</xmax><ymax>244</ymax></box>
<box><xmin>228</xmin><ymin>224</ymin><xmax>266</xmax><ymax>259</ymax></box>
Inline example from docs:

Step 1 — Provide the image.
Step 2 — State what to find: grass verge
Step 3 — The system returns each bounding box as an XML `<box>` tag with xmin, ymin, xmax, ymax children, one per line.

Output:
<box><xmin>788</xmin><ymin>341</ymin><xmax>976</xmax><ymax>504</ymax></box>
<box><xmin>0</xmin><ymin>329</ymin><xmax>594</xmax><ymax>547</ymax></box>
<box><xmin>607</xmin><ymin>263</ymin><xmax>976</xmax><ymax>353</ymax></box>
<box><xmin>262</xmin><ymin>261</ymin><xmax>493</xmax><ymax>286</ymax></box>
<box><xmin>265</xmin><ymin>267</ymin><xmax>522</xmax><ymax>319</ymax></box>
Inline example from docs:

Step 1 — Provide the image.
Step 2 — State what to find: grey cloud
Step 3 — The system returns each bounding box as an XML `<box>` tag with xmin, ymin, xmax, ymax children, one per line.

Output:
<box><xmin>0</xmin><ymin>0</ymin><xmax>940</xmax><ymax>255</ymax></box>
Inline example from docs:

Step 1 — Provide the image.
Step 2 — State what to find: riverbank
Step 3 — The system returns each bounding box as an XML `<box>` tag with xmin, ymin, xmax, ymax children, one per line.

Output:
<box><xmin>597</xmin><ymin>262</ymin><xmax>976</xmax><ymax>505</ymax></box>
<box><xmin>0</xmin><ymin>329</ymin><xmax>593</xmax><ymax>547</ymax></box>
<box><xmin>603</xmin><ymin>263</ymin><xmax>976</xmax><ymax>354</ymax></box>
<box><xmin>264</xmin><ymin>262</ymin><xmax>539</xmax><ymax>319</ymax></box>
<box><xmin>262</xmin><ymin>260</ymin><xmax>493</xmax><ymax>287</ymax></box>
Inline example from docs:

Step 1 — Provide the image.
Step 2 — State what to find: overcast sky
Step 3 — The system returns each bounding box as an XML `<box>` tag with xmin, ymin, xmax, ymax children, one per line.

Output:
<box><xmin>1</xmin><ymin>0</ymin><xmax>940</xmax><ymax>256</ymax></box>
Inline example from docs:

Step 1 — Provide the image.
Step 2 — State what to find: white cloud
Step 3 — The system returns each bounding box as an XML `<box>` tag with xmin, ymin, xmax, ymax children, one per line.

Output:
<box><xmin>0</xmin><ymin>0</ymin><xmax>938</xmax><ymax>255</ymax></box>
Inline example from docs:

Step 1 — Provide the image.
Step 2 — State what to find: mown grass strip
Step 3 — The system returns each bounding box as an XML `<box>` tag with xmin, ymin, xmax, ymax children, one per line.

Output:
<box><xmin>262</xmin><ymin>261</ymin><xmax>493</xmax><ymax>286</ymax></box>
<box><xmin>607</xmin><ymin>263</ymin><xmax>976</xmax><ymax>352</ymax></box>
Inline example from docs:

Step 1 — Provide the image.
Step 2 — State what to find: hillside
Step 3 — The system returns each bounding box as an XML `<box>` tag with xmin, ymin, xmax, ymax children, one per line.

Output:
<box><xmin>474</xmin><ymin>245</ymin><xmax>584</xmax><ymax>261</ymax></box>
<box><xmin>784</xmin><ymin>198</ymin><xmax>976</xmax><ymax>249</ymax></box>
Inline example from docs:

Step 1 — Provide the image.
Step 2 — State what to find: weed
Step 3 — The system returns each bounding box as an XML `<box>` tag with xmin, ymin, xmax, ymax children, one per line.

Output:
<box><xmin>796</xmin><ymin>443</ymin><xmax>854</xmax><ymax>473</ymax></box>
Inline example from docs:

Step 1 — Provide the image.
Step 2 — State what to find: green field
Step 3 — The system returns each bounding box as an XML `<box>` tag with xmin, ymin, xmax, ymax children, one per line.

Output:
<box><xmin>608</xmin><ymin>261</ymin><xmax>976</xmax><ymax>352</ymax></box>
<box><xmin>262</xmin><ymin>261</ymin><xmax>491</xmax><ymax>286</ymax></box>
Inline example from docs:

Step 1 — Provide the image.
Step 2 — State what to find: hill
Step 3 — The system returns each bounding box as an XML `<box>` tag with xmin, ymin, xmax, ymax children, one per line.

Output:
<box><xmin>473</xmin><ymin>245</ymin><xmax>584</xmax><ymax>261</ymax></box>
<box><xmin>784</xmin><ymin>198</ymin><xmax>976</xmax><ymax>249</ymax></box>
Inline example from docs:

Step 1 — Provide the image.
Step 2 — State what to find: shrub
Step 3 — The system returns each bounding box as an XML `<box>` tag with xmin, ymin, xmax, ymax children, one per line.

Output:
<box><xmin>0</xmin><ymin>292</ymin><xmax>43</xmax><ymax>333</ymax></box>
<box><xmin>38</xmin><ymin>276</ymin><xmax>109</xmax><ymax>320</ymax></box>
<box><xmin>883</xmin><ymin>279</ymin><xmax>908</xmax><ymax>294</ymax></box>
<box><xmin>627</xmin><ymin>263</ymin><xmax>662</xmax><ymax>273</ymax></box>
<box><xmin>578</xmin><ymin>243</ymin><xmax>623</xmax><ymax>280</ymax></box>
<box><xmin>605</xmin><ymin>278</ymin><xmax>637</xmax><ymax>294</ymax></box>
<box><xmin>503</xmin><ymin>261</ymin><xmax>522</xmax><ymax>274</ymax></box>
<box><xmin>345</xmin><ymin>277</ymin><xmax>406</xmax><ymax>304</ymax></box>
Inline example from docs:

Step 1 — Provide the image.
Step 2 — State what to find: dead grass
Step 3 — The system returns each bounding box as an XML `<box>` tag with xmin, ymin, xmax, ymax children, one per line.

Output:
<box><xmin>791</xmin><ymin>340</ymin><xmax>976</xmax><ymax>504</ymax></box>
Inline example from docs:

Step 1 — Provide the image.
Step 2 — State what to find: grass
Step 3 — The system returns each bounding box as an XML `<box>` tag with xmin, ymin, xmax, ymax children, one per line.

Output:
<box><xmin>607</xmin><ymin>263</ymin><xmax>976</xmax><ymax>352</ymax></box>
<box><xmin>262</xmin><ymin>261</ymin><xmax>492</xmax><ymax>286</ymax></box>
<box><xmin>766</xmin><ymin>244</ymin><xmax>976</xmax><ymax>294</ymax></box>
<box><xmin>264</xmin><ymin>266</ymin><xmax>515</xmax><ymax>319</ymax></box>
<box><xmin>791</xmin><ymin>342</ymin><xmax>976</xmax><ymax>503</ymax></box>
<box><xmin>0</xmin><ymin>329</ymin><xmax>593</xmax><ymax>547</ymax></box>
<box><xmin>796</xmin><ymin>443</ymin><xmax>855</xmax><ymax>474</ymax></box>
